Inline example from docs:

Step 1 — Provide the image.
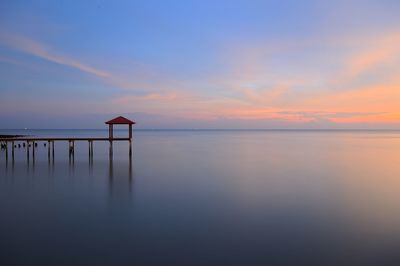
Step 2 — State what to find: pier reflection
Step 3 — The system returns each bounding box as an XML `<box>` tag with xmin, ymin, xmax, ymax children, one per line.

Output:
<box><xmin>0</xmin><ymin>143</ymin><xmax>135</xmax><ymax>203</ymax></box>
<box><xmin>108</xmin><ymin>145</ymin><xmax>134</xmax><ymax>201</ymax></box>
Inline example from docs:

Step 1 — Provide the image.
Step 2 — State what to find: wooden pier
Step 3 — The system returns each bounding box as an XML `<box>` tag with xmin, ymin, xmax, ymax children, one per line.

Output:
<box><xmin>0</xmin><ymin>116</ymin><xmax>135</xmax><ymax>162</ymax></box>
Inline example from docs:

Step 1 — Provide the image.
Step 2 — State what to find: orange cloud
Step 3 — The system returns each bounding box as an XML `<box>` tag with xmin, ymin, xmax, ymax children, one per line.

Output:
<box><xmin>2</xmin><ymin>28</ymin><xmax>400</xmax><ymax>126</ymax></box>
<box><xmin>329</xmin><ymin>113</ymin><xmax>400</xmax><ymax>124</ymax></box>
<box><xmin>335</xmin><ymin>32</ymin><xmax>400</xmax><ymax>84</ymax></box>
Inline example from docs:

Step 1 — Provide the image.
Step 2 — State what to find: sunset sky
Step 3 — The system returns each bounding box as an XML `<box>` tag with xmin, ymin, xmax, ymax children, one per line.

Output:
<box><xmin>1</xmin><ymin>0</ymin><xmax>400</xmax><ymax>129</ymax></box>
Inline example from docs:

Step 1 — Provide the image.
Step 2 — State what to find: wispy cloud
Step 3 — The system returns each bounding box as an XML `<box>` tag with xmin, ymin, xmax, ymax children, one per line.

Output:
<box><xmin>0</xmin><ymin>31</ymin><xmax>110</xmax><ymax>78</ymax></box>
<box><xmin>107</xmin><ymin>29</ymin><xmax>400</xmax><ymax>125</ymax></box>
<box><xmin>335</xmin><ymin>32</ymin><xmax>400</xmax><ymax>85</ymax></box>
<box><xmin>2</xmin><ymin>28</ymin><xmax>400</xmax><ymax>127</ymax></box>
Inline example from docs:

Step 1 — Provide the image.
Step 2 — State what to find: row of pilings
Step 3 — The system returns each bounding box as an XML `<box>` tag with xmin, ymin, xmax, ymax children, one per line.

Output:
<box><xmin>1</xmin><ymin>140</ymin><xmax>133</xmax><ymax>182</ymax></box>
<box><xmin>1</xmin><ymin>139</ymin><xmax>132</xmax><ymax>163</ymax></box>
<box><xmin>1</xmin><ymin>140</ymin><xmax>55</xmax><ymax>162</ymax></box>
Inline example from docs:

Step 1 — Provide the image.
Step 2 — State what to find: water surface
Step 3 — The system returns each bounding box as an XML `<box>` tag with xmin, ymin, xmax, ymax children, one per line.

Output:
<box><xmin>1</xmin><ymin>129</ymin><xmax>400</xmax><ymax>265</ymax></box>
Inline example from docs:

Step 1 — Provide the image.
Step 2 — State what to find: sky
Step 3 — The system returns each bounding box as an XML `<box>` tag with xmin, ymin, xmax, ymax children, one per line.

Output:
<box><xmin>1</xmin><ymin>0</ymin><xmax>400</xmax><ymax>129</ymax></box>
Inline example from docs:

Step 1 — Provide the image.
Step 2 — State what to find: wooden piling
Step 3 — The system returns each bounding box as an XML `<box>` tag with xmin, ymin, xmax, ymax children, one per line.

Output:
<box><xmin>88</xmin><ymin>140</ymin><xmax>94</xmax><ymax>158</ymax></box>
<box><xmin>32</xmin><ymin>141</ymin><xmax>35</xmax><ymax>160</ymax></box>
<box><xmin>89</xmin><ymin>140</ymin><xmax>93</xmax><ymax>167</ymax></box>
<box><xmin>68</xmin><ymin>140</ymin><xmax>71</xmax><ymax>157</ymax></box>
<box><xmin>91</xmin><ymin>141</ymin><xmax>93</xmax><ymax>157</ymax></box>
<box><xmin>72</xmin><ymin>141</ymin><xmax>75</xmax><ymax>161</ymax></box>
<box><xmin>26</xmin><ymin>141</ymin><xmax>29</xmax><ymax>161</ymax></box>
<box><xmin>12</xmin><ymin>141</ymin><xmax>15</xmax><ymax>161</ymax></box>
<box><xmin>5</xmin><ymin>142</ymin><xmax>8</xmax><ymax>162</ymax></box>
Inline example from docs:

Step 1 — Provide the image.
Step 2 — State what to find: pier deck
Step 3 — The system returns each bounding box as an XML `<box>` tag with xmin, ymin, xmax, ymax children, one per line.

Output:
<box><xmin>0</xmin><ymin>137</ymin><xmax>130</xmax><ymax>142</ymax></box>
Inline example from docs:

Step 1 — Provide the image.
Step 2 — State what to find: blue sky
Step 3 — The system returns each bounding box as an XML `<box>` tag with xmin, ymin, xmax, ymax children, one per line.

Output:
<box><xmin>1</xmin><ymin>0</ymin><xmax>400</xmax><ymax>128</ymax></box>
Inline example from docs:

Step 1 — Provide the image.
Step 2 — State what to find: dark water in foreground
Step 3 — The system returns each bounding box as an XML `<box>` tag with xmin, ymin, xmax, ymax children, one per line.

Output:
<box><xmin>1</xmin><ymin>129</ymin><xmax>400</xmax><ymax>265</ymax></box>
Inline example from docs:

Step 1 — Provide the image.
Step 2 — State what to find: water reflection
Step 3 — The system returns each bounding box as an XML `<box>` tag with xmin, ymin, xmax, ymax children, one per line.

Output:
<box><xmin>89</xmin><ymin>149</ymin><xmax>93</xmax><ymax>175</ymax></box>
<box><xmin>108</xmin><ymin>144</ymin><xmax>134</xmax><ymax>200</ymax></box>
<box><xmin>2</xmin><ymin>130</ymin><xmax>400</xmax><ymax>265</ymax></box>
<box><xmin>1</xmin><ymin>142</ymin><xmax>135</xmax><ymax>203</ymax></box>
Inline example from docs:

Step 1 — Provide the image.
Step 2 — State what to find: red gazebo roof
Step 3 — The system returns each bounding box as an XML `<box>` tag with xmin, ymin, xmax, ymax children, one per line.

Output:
<box><xmin>105</xmin><ymin>116</ymin><xmax>136</xmax><ymax>125</ymax></box>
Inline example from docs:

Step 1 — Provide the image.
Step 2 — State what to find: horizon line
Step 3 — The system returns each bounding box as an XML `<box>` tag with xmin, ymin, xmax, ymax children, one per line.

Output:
<box><xmin>1</xmin><ymin>128</ymin><xmax>400</xmax><ymax>131</ymax></box>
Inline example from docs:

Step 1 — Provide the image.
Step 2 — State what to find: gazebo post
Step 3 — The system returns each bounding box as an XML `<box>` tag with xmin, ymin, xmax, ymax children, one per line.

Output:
<box><xmin>109</xmin><ymin>124</ymin><xmax>113</xmax><ymax>140</ymax></box>
<box><xmin>129</xmin><ymin>124</ymin><xmax>132</xmax><ymax>140</ymax></box>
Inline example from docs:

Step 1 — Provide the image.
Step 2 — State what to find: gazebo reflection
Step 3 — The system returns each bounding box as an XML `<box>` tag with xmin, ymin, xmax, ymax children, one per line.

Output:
<box><xmin>108</xmin><ymin>147</ymin><xmax>134</xmax><ymax>200</ymax></box>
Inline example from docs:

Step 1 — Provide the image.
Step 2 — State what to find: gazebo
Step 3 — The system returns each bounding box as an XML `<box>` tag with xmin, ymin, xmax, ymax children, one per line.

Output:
<box><xmin>105</xmin><ymin>116</ymin><xmax>136</xmax><ymax>140</ymax></box>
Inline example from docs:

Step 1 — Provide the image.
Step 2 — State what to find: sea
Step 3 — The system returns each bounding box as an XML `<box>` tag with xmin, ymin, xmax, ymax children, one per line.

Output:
<box><xmin>1</xmin><ymin>129</ymin><xmax>400</xmax><ymax>265</ymax></box>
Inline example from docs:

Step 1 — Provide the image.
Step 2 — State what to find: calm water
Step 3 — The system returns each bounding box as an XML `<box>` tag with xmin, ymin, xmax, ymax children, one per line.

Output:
<box><xmin>1</xmin><ymin>129</ymin><xmax>400</xmax><ymax>265</ymax></box>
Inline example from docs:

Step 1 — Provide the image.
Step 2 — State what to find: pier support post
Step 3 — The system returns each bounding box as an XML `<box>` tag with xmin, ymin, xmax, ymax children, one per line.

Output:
<box><xmin>108</xmin><ymin>149</ymin><xmax>113</xmax><ymax>179</ymax></box>
<box><xmin>72</xmin><ymin>141</ymin><xmax>75</xmax><ymax>162</ymax></box>
<box><xmin>91</xmin><ymin>141</ymin><xmax>94</xmax><ymax>157</ymax></box>
<box><xmin>129</xmin><ymin>140</ymin><xmax>132</xmax><ymax>158</ymax></box>
<box><xmin>32</xmin><ymin>141</ymin><xmax>35</xmax><ymax>160</ymax></box>
<box><xmin>68</xmin><ymin>140</ymin><xmax>75</xmax><ymax>163</ymax></box>
<box><xmin>52</xmin><ymin>141</ymin><xmax>54</xmax><ymax>160</ymax></box>
<box><xmin>26</xmin><ymin>141</ymin><xmax>29</xmax><ymax>161</ymax></box>
<box><xmin>129</xmin><ymin>145</ymin><xmax>132</xmax><ymax>180</ymax></box>
<box><xmin>68</xmin><ymin>140</ymin><xmax>71</xmax><ymax>162</ymax></box>
<box><xmin>109</xmin><ymin>141</ymin><xmax>113</xmax><ymax>158</ymax></box>
<box><xmin>12</xmin><ymin>141</ymin><xmax>15</xmax><ymax>161</ymax></box>
<box><xmin>88</xmin><ymin>141</ymin><xmax>93</xmax><ymax>173</ymax></box>
<box><xmin>47</xmin><ymin>141</ymin><xmax>50</xmax><ymax>160</ymax></box>
<box><xmin>5</xmin><ymin>142</ymin><xmax>8</xmax><ymax>162</ymax></box>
